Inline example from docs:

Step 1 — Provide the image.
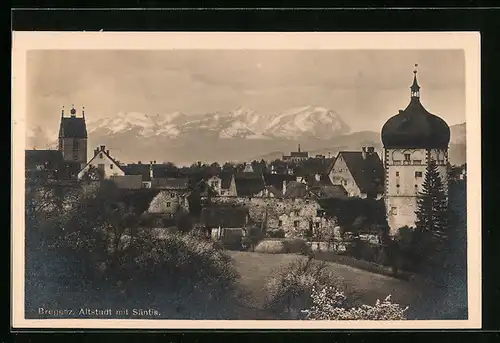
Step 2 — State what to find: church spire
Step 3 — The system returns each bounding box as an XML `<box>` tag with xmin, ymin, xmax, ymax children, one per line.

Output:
<box><xmin>411</xmin><ymin>64</ymin><xmax>420</xmax><ymax>99</ymax></box>
<box><xmin>82</xmin><ymin>106</ymin><xmax>85</xmax><ymax>119</ymax></box>
<box><xmin>298</xmin><ymin>143</ymin><xmax>301</xmax><ymax>153</ymax></box>
<box><xmin>61</xmin><ymin>105</ymin><xmax>65</xmax><ymax>118</ymax></box>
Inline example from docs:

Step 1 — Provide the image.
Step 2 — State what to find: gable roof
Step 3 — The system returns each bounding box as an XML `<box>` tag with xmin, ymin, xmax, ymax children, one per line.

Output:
<box><xmin>59</xmin><ymin>117</ymin><xmax>87</xmax><ymax>138</ymax></box>
<box><xmin>234</xmin><ymin>172</ymin><xmax>265</xmax><ymax>197</ymax></box>
<box><xmin>81</xmin><ymin>148</ymin><xmax>125</xmax><ymax>175</ymax></box>
<box><xmin>263</xmin><ymin>173</ymin><xmax>296</xmax><ymax>193</ymax></box>
<box><xmin>312</xmin><ymin>185</ymin><xmax>349</xmax><ymax>199</ymax></box>
<box><xmin>284</xmin><ymin>181</ymin><xmax>310</xmax><ymax>199</ymax></box>
<box><xmin>123</xmin><ymin>163</ymin><xmax>151</xmax><ymax>181</ymax></box>
<box><xmin>201</xmin><ymin>205</ymin><xmax>249</xmax><ymax>228</ymax></box>
<box><xmin>218</xmin><ymin>172</ymin><xmax>234</xmax><ymax>189</ymax></box>
<box><xmin>151</xmin><ymin>177</ymin><xmax>189</xmax><ymax>190</ymax></box>
<box><xmin>333</xmin><ymin>151</ymin><xmax>385</xmax><ymax>195</ymax></box>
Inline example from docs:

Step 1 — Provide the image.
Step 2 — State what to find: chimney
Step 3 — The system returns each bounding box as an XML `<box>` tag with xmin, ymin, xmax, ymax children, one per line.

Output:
<box><xmin>94</xmin><ymin>148</ymin><xmax>99</xmax><ymax>156</ymax></box>
<box><xmin>361</xmin><ymin>147</ymin><xmax>367</xmax><ymax>160</ymax></box>
<box><xmin>367</xmin><ymin>147</ymin><xmax>375</xmax><ymax>154</ymax></box>
<box><xmin>282</xmin><ymin>180</ymin><xmax>287</xmax><ymax>196</ymax></box>
<box><xmin>100</xmin><ymin>145</ymin><xmax>105</xmax><ymax>151</ymax></box>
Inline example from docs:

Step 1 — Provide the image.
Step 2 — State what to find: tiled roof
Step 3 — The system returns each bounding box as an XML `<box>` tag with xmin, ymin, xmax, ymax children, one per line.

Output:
<box><xmin>110</xmin><ymin>175</ymin><xmax>143</xmax><ymax>189</ymax></box>
<box><xmin>123</xmin><ymin>164</ymin><xmax>151</xmax><ymax>181</ymax></box>
<box><xmin>313</xmin><ymin>185</ymin><xmax>348</xmax><ymax>199</ymax></box>
<box><xmin>201</xmin><ymin>206</ymin><xmax>249</xmax><ymax>228</ymax></box>
<box><xmin>263</xmin><ymin>173</ymin><xmax>296</xmax><ymax>193</ymax></box>
<box><xmin>234</xmin><ymin>172</ymin><xmax>265</xmax><ymax>197</ymax></box>
<box><xmin>150</xmin><ymin>177</ymin><xmax>189</xmax><ymax>190</ymax></box>
<box><xmin>283</xmin><ymin>181</ymin><xmax>310</xmax><ymax>199</ymax></box>
<box><xmin>334</xmin><ymin>151</ymin><xmax>385</xmax><ymax>195</ymax></box>
<box><xmin>59</xmin><ymin>117</ymin><xmax>87</xmax><ymax>138</ymax></box>
<box><xmin>218</xmin><ymin>172</ymin><xmax>234</xmax><ymax>189</ymax></box>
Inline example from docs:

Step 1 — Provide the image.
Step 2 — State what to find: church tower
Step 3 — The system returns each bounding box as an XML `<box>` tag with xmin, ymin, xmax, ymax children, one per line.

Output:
<box><xmin>58</xmin><ymin>105</ymin><xmax>88</xmax><ymax>169</ymax></box>
<box><xmin>381</xmin><ymin>65</ymin><xmax>451</xmax><ymax>235</ymax></box>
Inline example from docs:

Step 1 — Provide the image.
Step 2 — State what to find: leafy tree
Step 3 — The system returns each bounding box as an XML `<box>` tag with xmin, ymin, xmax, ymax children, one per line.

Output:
<box><xmin>414</xmin><ymin>158</ymin><xmax>449</xmax><ymax>273</ymax></box>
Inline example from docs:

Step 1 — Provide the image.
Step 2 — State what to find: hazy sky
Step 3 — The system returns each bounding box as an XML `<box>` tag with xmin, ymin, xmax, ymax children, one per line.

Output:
<box><xmin>26</xmin><ymin>49</ymin><xmax>465</xmax><ymax>135</ymax></box>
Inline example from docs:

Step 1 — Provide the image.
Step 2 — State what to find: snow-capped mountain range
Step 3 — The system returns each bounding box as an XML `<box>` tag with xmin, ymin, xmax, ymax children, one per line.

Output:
<box><xmin>84</xmin><ymin>105</ymin><xmax>350</xmax><ymax>140</ymax></box>
<box><xmin>25</xmin><ymin>106</ymin><xmax>465</xmax><ymax>166</ymax></box>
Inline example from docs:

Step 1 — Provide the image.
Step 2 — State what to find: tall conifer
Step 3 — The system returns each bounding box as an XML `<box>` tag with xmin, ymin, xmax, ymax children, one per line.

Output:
<box><xmin>414</xmin><ymin>157</ymin><xmax>449</xmax><ymax>269</ymax></box>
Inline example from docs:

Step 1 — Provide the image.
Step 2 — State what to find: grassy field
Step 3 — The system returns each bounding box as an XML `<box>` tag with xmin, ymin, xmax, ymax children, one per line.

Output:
<box><xmin>228</xmin><ymin>251</ymin><xmax>466</xmax><ymax>320</ymax></box>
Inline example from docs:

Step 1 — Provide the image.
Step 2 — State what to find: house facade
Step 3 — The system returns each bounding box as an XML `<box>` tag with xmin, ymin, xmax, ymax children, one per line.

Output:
<box><xmin>328</xmin><ymin>147</ymin><xmax>385</xmax><ymax>199</ymax></box>
<box><xmin>77</xmin><ymin>145</ymin><xmax>125</xmax><ymax>180</ymax></box>
<box><xmin>207</xmin><ymin>172</ymin><xmax>237</xmax><ymax>196</ymax></box>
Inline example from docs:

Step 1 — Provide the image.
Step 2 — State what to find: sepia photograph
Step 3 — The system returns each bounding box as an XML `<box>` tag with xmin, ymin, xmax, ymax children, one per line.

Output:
<box><xmin>11</xmin><ymin>32</ymin><xmax>481</xmax><ymax>329</ymax></box>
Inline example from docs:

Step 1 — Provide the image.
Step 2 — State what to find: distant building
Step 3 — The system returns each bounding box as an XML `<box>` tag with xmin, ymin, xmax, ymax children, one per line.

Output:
<box><xmin>327</xmin><ymin>147</ymin><xmax>385</xmax><ymax>199</ymax></box>
<box><xmin>381</xmin><ymin>66</ymin><xmax>450</xmax><ymax>234</ymax></box>
<box><xmin>283</xmin><ymin>144</ymin><xmax>308</xmax><ymax>162</ymax></box>
<box><xmin>207</xmin><ymin>172</ymin><xmax>237</xmax><ymax>196</ymax></box>
<box><xmin>77</xmin><ymin>145</ymin><xmax>125</xmax><ymax>180</ymax></box>
<box><xmin>58</xmin><ymin>105</ymin><xmax>88</xmax><ymax>169</ymax></box>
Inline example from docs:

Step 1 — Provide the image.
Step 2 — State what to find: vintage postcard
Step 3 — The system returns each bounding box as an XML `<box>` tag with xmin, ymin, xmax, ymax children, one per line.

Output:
<box><xmin>12</xmin><ymin>32</ymin><xmax>481</xmax><ymax>329</ymax></box>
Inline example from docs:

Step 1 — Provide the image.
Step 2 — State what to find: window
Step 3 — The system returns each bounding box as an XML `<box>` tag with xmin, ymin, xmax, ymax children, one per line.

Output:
<box><xmin>394</xmin><ymin>160</ymin><xmax>401</xmax><ymax>165</ymax></box>
<box><xmin>166</xmin><ymin>202</ymin><xmax>171</xmax><ymax>207</ymax></box>
<box><xmin>278</xmin><ymin>220</ymin><xmax>283</xmax><ymax>227</ymax></box>
<box><xmin>396</xmin><ymin>184</ymin><xmax>400</xmax><ymax>188</ymax></box>
<box><xmin>99</xmin><ymin>153</ymin><xmax>103</xmax><ymax>159</ymax></box>
<box><xmin>110</xmin><ymin>164</ymin><xmax>113</xmax><ymax>169</ymax></box>
<box><xmin>395</xmin><ymin>171</ymin><xmax>400</xmax><ymax>177</ymax></box>
<box><xmin>415</xmin><ymin>171</ymin><xmax>423</xmax><ymax>178</ymax></box>
<box><xmin>343</xmin><ymin>180</ymin><xmax>348</xmax><ymax>186</ymax></box>
<box><xmin>294</xmin><ymin>221</ymin><xmax>299</xmax><ymax>228</ymax></box>
<box><xmin>413</xmin><ymin>160</ymin><xmax>422</xmax><ymax>165</ymax></box>
<box><xmin>404</xmin><ymin>154</ymin><xmax>411</xmax><ymax>161</ymax></box>
<box><xmin>98</xmin><ymin>164</ymin><xmax>105</xmax><ymax>171</ymax></box>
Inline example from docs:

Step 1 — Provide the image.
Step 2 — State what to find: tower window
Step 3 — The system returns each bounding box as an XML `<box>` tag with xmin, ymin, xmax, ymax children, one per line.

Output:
<box><xmin>395</xmin><ymin>171</ymin><xmax>400</xmax><ymax>177</ymax></box>
<box><xmin>110</xmin><ymin>164</ymin><xmax>113</xmax><ymax>169</ymax></box>
<box><xmin>99</xmin><ymin>153</ymin><xmax>103</xmax><ymax>159</ymax></box>
<box><xmin>404</xmin><ymin>154</ymin><xmax>411</xmax><ymax>161</ymax></box>
<box><xmin>415</xmin><ymin>171</ymin><xmax>423</xmax><ymax>178</ymax></box>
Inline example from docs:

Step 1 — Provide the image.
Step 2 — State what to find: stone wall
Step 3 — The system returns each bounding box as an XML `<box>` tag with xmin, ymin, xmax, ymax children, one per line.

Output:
<box><xmin>210</xmin><ymin>196</ymin><xmax>336</xmax><ymax>238</ymax></box>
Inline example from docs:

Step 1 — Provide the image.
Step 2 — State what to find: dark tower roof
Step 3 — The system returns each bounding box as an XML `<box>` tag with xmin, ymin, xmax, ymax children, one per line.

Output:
<box><xmin>58</xmin><ymin>105</ymin><xmax>88</xmax><ymax>138</ymax></box>
<box><xmin>381</xmin><ymin>65</ymin><xmax>450</xmax><ymax>149</ymax></box>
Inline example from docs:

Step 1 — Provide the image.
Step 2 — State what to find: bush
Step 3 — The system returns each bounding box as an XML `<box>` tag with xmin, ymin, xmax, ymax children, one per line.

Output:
<box><xmin>265</xmin><ymin>257</ymin><xmax>342</xmax><ymax>318</ymax></box>
<box><xmin>301</xmin><ymin>286</ymin><xmax>409</xmax><ymax>320</ymax></box>
<box><xmin>254</xmin><ymin>240</ymin><xmax>287</xmax><ymax>254</ymax></box>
